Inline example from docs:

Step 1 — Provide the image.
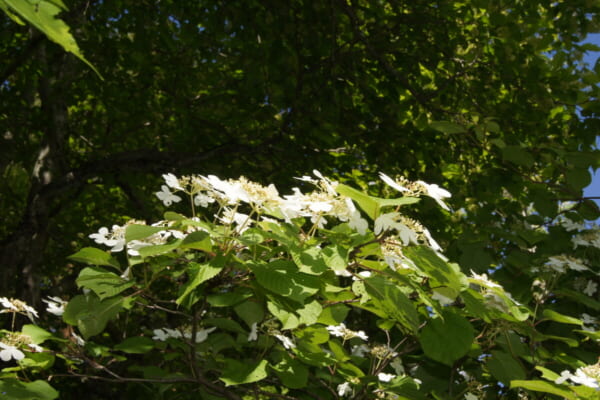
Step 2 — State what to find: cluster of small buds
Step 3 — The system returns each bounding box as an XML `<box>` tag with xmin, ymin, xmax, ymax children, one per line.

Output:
<box><xmin>371</xmin><ymin>344</ymin><xmax>398</xmax><ymax>360</ymax></box>
<box><xmin>531</xmin><ymin>279</ymin><xmax>549</xmax><ymax>304</ymax></box>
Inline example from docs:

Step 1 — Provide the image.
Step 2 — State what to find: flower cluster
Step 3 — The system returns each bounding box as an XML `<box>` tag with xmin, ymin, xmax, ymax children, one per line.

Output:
<box><xmin>0</xmin><ymin>297</ymin><xmax>38</xmax><ymax>321</ymax></box>
<box><xmin>555</xmin><ymin>362</ymin><xmax>600</xmax><ymax>390</ymax></box>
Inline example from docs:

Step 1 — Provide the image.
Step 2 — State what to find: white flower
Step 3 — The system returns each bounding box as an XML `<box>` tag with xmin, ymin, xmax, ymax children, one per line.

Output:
<box><xmin>379</xmin><ymin>172</ymin><xmax>408</xmax><ymax>192</ymax></box>
<box><xmin>417</xmin><ymin>181</ymin><xmax>452</xmax><ymax>211</ymax></box>
<box><xmin>43</xmin><ymin>296</ymin><xmax>67</xmax><ymax>316</ymax></box>
<box><xmin>377</xmin><ymin>372</ymin><xmax>396</xmax><ymax>382</ymax></box>
<box><xmin>345</xmin><ymin>198</ymin><xmax>369</xmax><ymax>235</ymax></box>
<box><xmin>152</xmin><ymin>328</ymin><xmax>169</xmax><ymax>341</ymax></box>
<box><xmin>351</xmin><ymin>344</ymin><xmax>370</xmax><ymax>357</ymax></box>
<box><xmin>374</xmin><ymin>212</ymin><xmax>400</xmax><ymax>235</ymax></box>
<box><xmin>390</xmin><ymin>358</ymin><xmax>405</xmax><ymax>375</ymax></box>
<box><xmin>555</xmin><ymin>369</ymin><xmax>572</xmax><ymax>384</ymax></box>
<box><xmin>248</xmin><ymin>323</ymin><xmax>258</xmax><ymax>342</ymax></box>
<box><xmin>583</xmin><ymin>280</ymin><xmax>598</xmax><ymax>297</ymax></box>
<box><xmin>469</xmin><ymin>271</ymin><xmax>502</xmax><ymax>289</ymax></box>
<box><xmin>337</xmin><ymin>381</ymin><xmax>352</xmax><ymax>397</ymax></box>
<box><xmin>570</xmin><ymin>368</ymin><xmax>599</xmax><ymax>389</ymax></box>
<box><xmin>274</xmin><ymin>334</ymin><xmax>295</xmax><ymax>349</ymax></box>
<box><xmin>205</xmin><ymin>175</ymin><xmax>250</xmax><ymax>205</ymax></box>
<box><xmin>89</xmin><ymin>227</ymin><xmax>111</xmax><ymax>245</ymax></box>
<box><xmin>326</xmin><ymin>323</ymin><xmax>368</xmax><ymax>341</ymax></box>
<box><xmin>0</xmin><ymin>297</ymin><xmax>17</xmax><ymax>312</ymax></box>
<box><xmin>194</xmin><ymin>193</ymin><xmax>215</xmax><ymax>208</ymax></box>
<box><xmin>334</xmin><ymin>269</ymin><xmax>352</xmax><ymax>277</ymax></box>
<box><xmin>28</xmin><ymin>343</ymin><xmax>43</xmax><ymax>352</ymax></box>
<box><xmin>432</xmin><ymin>290</ymin><xmax>454</xmax><ymax>306</ymax></box>
<box><xmin>0</xmin><ymin>343</ymin><xmax>24</xmax><ymax>362</ymax></box>
<box><xmin>194</xmin><ymin>327</ymin><xmax>216</xmax><ymax>343</ymax></box>
<box><xmin>163</xmin><ymin>173</ymin><xmax>183</xmax><ymax>190</ymax></box>
<box><xmin>156</xmin><ymin>185</ymin><xmax>182</xmax><ymax>206</ymax></box>
<box><xmin>72</xmin><ymin>332</ymin><xmax>85</xmax><ymax>346</ymax></box>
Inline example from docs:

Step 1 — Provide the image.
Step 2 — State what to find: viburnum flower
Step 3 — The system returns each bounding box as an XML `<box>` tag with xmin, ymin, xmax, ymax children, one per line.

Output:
<box><xmin>337</xmin><ymin>381</ymin><xmax>352</xmax><ymax>397</ymax></box>
<box><xmin>0</xmin><ymin>297</ymin><xmax>38</xmax><ymax>321</ymax></box>
<box><xmin>0</xmin><ymin>343</ymin><xmax>24</xmax><ymax>362</ymax></box>
<box><xmin>374</xmin><ymin>212</ymin><xmax>401</xmax><ymax>235</ymax></box>
<box><xmin>326</xmin><ymin>323</ymin><xmax>368</xmax><ymax>341</ymax></box>
<box><xmin>417</xmin><ymin>180</ymin><xmax>452</xmax><ymax>211</ymax></box>
<box><xmin>377</xmin><ymin>372</ymin><xmax>396</xmax><ymax>382</ymax></box>
<box><xmin>274</xmin><ymin>334</ymin><xmax>295</xmax><ymax>349</ymax></box>
<box><xmin>186</xmin><ymin>327</ymin><xmax>216</xmax><ymax>343</ymax></box>
<box><xmin>156</xmin><ymin>185</ymin><xmax>182</xmax><ymax>206</ymax></box>
<box><xmin>583</xmin><ymin>280</ymin><xmax>598</xmax><ymax>297</ymax></box>
<box><xmin>248</xmin><ymin>323</ymin><xmax>258</xmax><ymax>342</ymax></box>
<box><xmin>43</xmin><ymin>296</ymin><xmax>67</xmax><ymax>316</ymax></box>
<box><xmin>28</xmin><ymin>343</ymin><xmax>43</xmax><ymax>352</ymax></box>
<box><xmin>555</xmin><ymin>365</ymin><xmax>599</xmax><ymax>389</ymax></box>
<box><xmin>163</xmin><ymin>173</ymin><xmax>183</xmax><ymax>190</ymax></box>
<box><xmin>379</xmin><ymin>172</ymin><xmax>408</xmax><ymax>192</ymax></box>
<box><xmin>469</xmin><ymin>271</ymin><xmax>502</xmax><ymax>289</ymax></box>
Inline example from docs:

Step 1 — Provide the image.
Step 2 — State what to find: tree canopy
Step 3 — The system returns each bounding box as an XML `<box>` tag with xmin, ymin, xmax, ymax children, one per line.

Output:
<box><xmin>0</xmin><ymin>0</ymin><xmax>599</xmax><ymax>399</ymax></box>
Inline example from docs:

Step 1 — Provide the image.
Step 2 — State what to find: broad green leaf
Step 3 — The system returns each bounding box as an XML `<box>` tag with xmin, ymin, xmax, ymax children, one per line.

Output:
<box><xmin>403</xmin><ymin>246</ymin><xmax>467</xmax><ymax>291</ymax></box>
<box><xmin>138</xmin><ymin>239</ymin><xmax>182</xmax><ymax>257</ymax></box>
<box><xmin>68</xmin><ymin>247</ymin><xmax>120</xmax><ymax>269</ymax></box>
<box><xmin>220</xmin><ymin>359</ymin><xmax>268</xmax><ymax>386</ymax></box>
<box><xmin>176</xmin><ymin>260</ymin><xmax>225</xmax><ymax>306</ymax></box>
<box><xmin>321</xmin><ymin>244</ymin><xmax>348</xmax><ymax>272</ymax></box>
<box><xmin>22</xmin><ymin>324</ymin><xmax>53</xmax><ymax>344</ymax></box>
<box><xmin>336</xmin><ymin>183</ymin><xmax>379</xmax><ymax>220</ymax></box>
<box><xmin>2</xmin><ymin>0</ymin><xmax>101</xmax><ymax>78</ymax></box>
<box><xmin>317</xmin><ymin>304</ymin><xmax>350</xmax><ymax>325</ymax></box>
<box><xmin>295</xmin><ymin>325</ymin><xmax>329</xmax><ymax>345</ymax></box>
<box><xmin>419</xmin><ymin>310</ymin><xmax>474</xmax><ymax>366</ymax></box>
<box><xmin>114</xmin><ymin>336</ymin><xmax>154</xmax><ymax>354</ymax></box>
<box><xmin>376</xmin><ymin>197</ymin><xmax>421</xmax><ymax>208</ymax></box>
<box><xmin>502</xmin><ymin>145</ymin><xmax>535</xmax><ymax>167</ymax></box>
<box><xmin>63</xmin><ymin>294</ymin><xmax>124</xmax><ymax>339</ymax></box>
<box><xmin>180</xmin><ymin>230</ymin><xmax>212</xmax><ymax>252</ymax></box>
<box><xmin>124</xmin><ymin>224</ymin><xmax>165</xmax><ymax>242</ymax></box>
<box><xmin>76</xmin><ymin>266</ymin><xmax>134</xmax><ymax>300</ymax></box>
<box><xmin>0</xmin><ymin>379</ymin><xmax>58</xmax><ymax>400</ymax></box>
<box><xmin>271</xmin><ymin>356</ymin><xmax>308</xmax><ymax>389</ymax></box>
<box><xmin>204</xmin><ymin>317</ymin><xmax>246</xmax><ymax>334</ymax></box>
<box><xmin>19</xmin><ymin>351</ymin><xmax>55</xmax><ymax>370</ymax></box>
<box><xmin>328</xmin><ymin>338</ymin><xmax>350</xmax><ymax>362</ymax></box>
<box><xmin>430</xmin><ymin>121</ymin><xmax>466</xmax><ymax>134</ymax></box>
<box><xmin>208</xmin><ymin>290</ymin><xmax>253</xmax><ymax>307</ymax></box>
<box><xmin>542</xmin><ymin>309</ymin><xmax>583</xmax><ymax>326</ymax></box>
<box><xmin>251</xmin><ymin>260</ymin><xmax>320</xmax><ymax>303</ymax></box>
<box><xmin>486</xmin><ymin>350</ymin><xmax>526</xmax><ymax>384</ymax></box>
<box><xmin>290</xmin><ymin>246</ymin><xmax>328</xmax><ymax>275</ymax></box>
<box><xmin>234</xmin><ymin>301</ymin><xmax>265</xmax><ymax>328</ymax></box>
<box><xmin>510</xmin><ymin>380</ymin><xmax>578</xmax><ymax>400</ymax></box>
<box><xmin>565</xmin><ymin>168</ymin><xmax>591</xmax><ymax>190</ymax></box>
<box><xmin>364</xmin><ymin>275</ymin><xmax>419</xmax><ymax>333</ymax></box>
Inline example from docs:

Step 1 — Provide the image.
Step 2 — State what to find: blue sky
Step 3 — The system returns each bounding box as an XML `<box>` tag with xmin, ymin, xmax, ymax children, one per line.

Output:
<box><xmin>581</xmin><ymin>34</ymin><xmax>600</xmax><ymax>208</ymax></box>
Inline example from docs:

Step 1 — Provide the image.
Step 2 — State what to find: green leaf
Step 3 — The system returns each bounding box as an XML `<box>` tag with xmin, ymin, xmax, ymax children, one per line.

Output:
<box><xmin>68</xmin><ymin>247</ymin><xmax>120</xmax><ymax>269</ymax></box>
<box><xmin>19</xmin><ymin>351</ymin><xmax>55</xmax><ymax>370</ymax></box>
<box><xmin>403</xmin><ymin>246</ymin><xmax>467</xmax><ymax>291</ymax></box>
<box><xmin>0</xmin><ymin>379</ymin><xmax>58</xmax><ymax>399</ymax></box>
<box><xmin>180</xmin><ymin>230</ymin><xmax>212</xmax><ymax>252</ymax></box>
<box><xmin>502</xmin><ymin>145</ymin><xmax>534</xmax><ymax>167</ymax></box>
<box><xmin>430</xmin><ymin>121</ymin><xmax>466</xmax><ymax>134</ymax></box>
<box><xmin>419</xmin><ymin>310</ymin><xmax>475</xmax><ymax>366</ymax></box>
<box><xmin>364</xmin><ymin>275</ymin><xmax>420</xmax><ymax>333</ymax></box>
<box><xmin>138</xmin><ymin>239</ymin><xmax>182</xmax><ymax>257</ymax></box>
<box><xmin>114</xmin><ymin>336</ymin><xmax>154</xmax><ymax>354</ymax></box>
<box><xmin>234</xmin><ymin>301</ymin><xmax>264</xmax><ymax>328</ymax></box>
<box><xmin>510</xmin><ymin>380</ymin><xmax>578</xmax><ymax>400</ymax></box>
<box><xmin>336</xmin><ymin>183</ymin><xmax>379</xmax><ymax>220</ymax></box>
<box><xmin>290</xmin><ymin>246</ymin><xmax>328</xmax><ymax>275</ymax></box>
<box><xmin>63</xmin><ymin>294</ymin><xmax>124</xmax><ymax>339</ymax></box>
<box><xmin>76</xmin><ymin>266</ymin><xmax>134</xmax><ymax>300</ymax></box>
<box><xmin>220</xmin><ymin>359</ymin><xmax>269</xmax><ymax>386</ymax></box>
<box><xmin>565</xmin><ymin>168</ymin><xmax>591</xmax><ymax>190</ymax></box>
<box><xmin>251</xmin><ymin>260</ymin><xmax>320</xmax><ymax>303</ymax></box>
<box><xmin>271</xmin><ymin>356</ymin><xmax>308</xmax><ymax>389</ymax></box>
<box><xmin>176</xmin><ymin>260</ymin><xmax>225</xmax><ymax>307</ymax></box>
<box><xmin>486</xmin><ymin>350</ymin><xmax>526</xmax><ymax>384</ymax></box>
<box><xmin>317</xmin><ymin>304</ymin><xmax>350</xmax><ymax>326</ymax></box>
<box><xmin>125</xmin><ymin>224</ymin><xmax>165</xmax><ymax>242</ymax></box>
<box><xmin>2</xmin><ymin>0</ymin><xmax>101</xmax><ymax>78</ymax></box>
<box><xmin>376</xmin><ymin>197</ymin><xmax>421</xmax><ymax>208</ymax></box>
<box><xmin>542</xmin><ymin>309</ymin><xmax>583</xmax><ymax>326</ymax></box>
<box><xmin>22</xmin><ymin>324</ymin><xmax>53</xmax><ymax>344</ymax></box>
<box><xmin>203</xmin><ymin>317</ymin><xmax>246</xmax><ymax>334</ymax></box>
